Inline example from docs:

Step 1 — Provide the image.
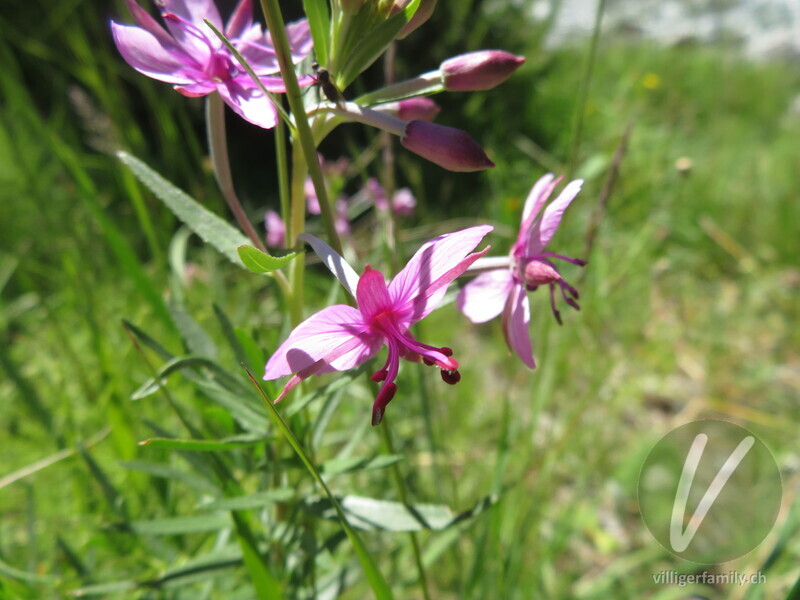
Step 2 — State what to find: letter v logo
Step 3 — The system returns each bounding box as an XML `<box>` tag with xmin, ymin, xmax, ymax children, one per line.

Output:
<box><xmin>669</xmin><ymin>433</ymin><xmax>755</xmax><ymax>552</ymax></box>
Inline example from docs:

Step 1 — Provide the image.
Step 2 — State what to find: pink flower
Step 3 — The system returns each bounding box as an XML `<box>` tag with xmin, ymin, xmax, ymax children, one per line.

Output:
<box><xmin>391</xmin><ymin>188</ymin><xmax>417</xmax><ymax>216</ymax></box>
<box><xmin>264</xmin><ymin>209</ymin><xmax>285</xmax><ymax>247</ymax></box>
<box><xmin>456</xmin><ymin>175</ymin><xmax>585</xmax><ymax>369</ymax></box>
<box><xmin>264</xmin><ymin>226</ymin><xmax>492</xmax><ymax>425</ymax></box>
<box><xmin>334</xmin><ymin>196</ymin><xmax>351</xmax><ymax>236</ymax></box>
<box><xmin>110</xmin><ymin>0</ymin><xmax>313</xmax><ymax>128</ymax></box>
<box><xmin>364</xmin><ymin>179</ymin><xmax>416</xmax><ymax>216</ymax></box>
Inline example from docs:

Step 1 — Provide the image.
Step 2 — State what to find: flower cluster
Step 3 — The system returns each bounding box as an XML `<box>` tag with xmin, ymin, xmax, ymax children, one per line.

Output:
<box><xmin>111</xmin><ymin>0</ymin><xmax>313</xmax><ymax>127</ymax></box>
<box><xmin>112</xmin><ymin>0</ymin><xmax>587</xmax><ymax>425</ymax></box>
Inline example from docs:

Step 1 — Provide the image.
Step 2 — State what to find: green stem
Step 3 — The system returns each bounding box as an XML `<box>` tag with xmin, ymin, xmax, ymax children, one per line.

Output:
<box><xmin>355</xmin><ymin>72</ymin><xmax>443</xmax><ymax>106</ymax></box>
<box><xmin>205</xmin><ymin>93</ymin><xmax>268</xmax><ymax>253</ymax></box>
<box><xmin>288</xmin><ymin>142</ymin><xmax>307</xmax><ymax>326</ymax></box>
<box><xmin>259</xmin><ymin>0</ymin><xmax>343</xmax><ymax>256</ymax></box>
<box><xmin>380</xmin><ymin>422</ymin><xmax>432</xmax><ymax>600</ymax></box>
<box><xmin>380</xmin><ymin>44</ymin><xmax>400</xmax><ymax>275</ymax></box>
<box><xmin>568</xmin><ymin>0</ymin><xmax>606</xmax><ymax>175</ymax></box>
<box><xmin>275</xmin><ymin>106</ymin><xmax>291</xmax><ymax>243</ymax></box>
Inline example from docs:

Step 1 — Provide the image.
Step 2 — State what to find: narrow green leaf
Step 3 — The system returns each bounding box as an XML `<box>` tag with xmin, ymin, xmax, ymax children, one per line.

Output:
<box><xmin>244</xmin><ymin>368</ymin><xmax>394</xmax><ymax>600</ymax></box>
<box><xmin>122</xmin><ymin>320</ymin><xmax>174</xmax><ymax>361</ymax></box>
<box><xmin>231</xmin><ymin>511</ymin><xmax>283</xmax><ymax>598</ymax></box>
<box><xmin>201</xmin><ymin>489</ymin><xmax>295</xmax><ymax>511</ymax></box>
<box><xmin>119</xmin><ymin>460</ymin><xmax>217</xmax><ymax>493</ymax></box>
<box><xmin>118</xmin><ymin>152</ymin><xmax>249</xmax><ymax>266</ymax></box>
<box><xmin>237</xmin><ymin>244</ymin><xmax>298</xmax><ymax>273</ymax></box>
<box><xmin>130</xmin><ymin>514</ymin><xmax>230</xmax><ymax>536</ymax></box>
<box><xmin>80</xmin><ymin>446</ymin><xmax>128</xmax><ymax>520</ymax></box>
<box><xmin>138</xmin><ymin>436</ymin><xmax>268</xmax><ymax>452</ymax></box>
<box><xmin>69</xmin><ymin>580</ymin><xmax>138</xmax><ymax>597</ymax></box>
<box><xmin>305</xmin><ymin>494</ymin><xmax>498</xmax><ymax>532</ymax></box>
<box><xmin>169</xmin><ymin>304</ymin><xmax>218</xmax><ymax>360</ymax></box>
<box><xmin>321</xmin><ymin>454</ymin><xmax>404</xmax><ymax>477</ymax></box>
<box><xmin>130</xmin><ymin>356</ymin><xmax>250</xmax><ymax>401</ymax></box>
<box><xmin>339</xmin><ymin>0</ymin><xmax>421</xmax><ymax>87</ymax></box>
<box><xmin>142</xmin><ymin>546</ymin><xmax>242</xmax><ymax>588</ymax></box>
<box><xmin>213</xmin><ymin>304</ymin><xmax>250</xmax><ymax>367</ymax></box>
<box><xmin>0</xmin><ymin>557</ymin><xmax>58</xmax><ymax>584</ymax></box>
<box><xmin>302</xmin><ymin>0</ymin><xmax>330</xmax><ymax>66</ymax></box>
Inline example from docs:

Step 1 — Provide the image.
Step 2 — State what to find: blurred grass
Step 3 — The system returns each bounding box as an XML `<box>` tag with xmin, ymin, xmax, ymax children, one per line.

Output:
<box><xmin>1</xmin><ymin>0</ymin><xmax>799</xmax><ymax>598</ymax></box>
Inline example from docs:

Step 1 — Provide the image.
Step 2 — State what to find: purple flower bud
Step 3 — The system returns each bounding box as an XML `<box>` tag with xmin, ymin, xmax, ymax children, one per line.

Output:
<box><xmin>397</xmin><ymin>97</ymin><xmax>441</xmax><ymax>121</ymax></box>
<box><xmin>441</xmin><ymin>50</ymin><xmax>525</xmax><ymax>91</ymax></box>
<box><xmin>397</xmin><ymin>0</ymin><xmax>438</xmax><ymax>39</ymax></box>
<box><xmin>401</xmin><ymin>120</ymin><xmax>494</xmax><ymax>172</ymax></box>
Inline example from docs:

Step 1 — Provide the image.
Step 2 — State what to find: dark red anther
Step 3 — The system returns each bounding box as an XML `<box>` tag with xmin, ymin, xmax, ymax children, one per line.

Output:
<box><xmin>440</xmin><ymin>369</ymin><xmax>461</xmax><ymax>385</ymax></box>
<box><xmin>370</xmin><ymin>369</ymin><xmax>388</xmax><ymax>382</ymax></box>
<box><xmin>371</xmin><ymin>383</ymin><xmax>398</xmax><ymax>426</ymax></box>
<box><xmin>422</xmin><ymin>356</ymin><xmax>435</xmax><ymax>366</ymax></box>
<box><xmin>440</xmin><ymin>347</ymin><xmax>453</xmax><ymax>357</ymax></box>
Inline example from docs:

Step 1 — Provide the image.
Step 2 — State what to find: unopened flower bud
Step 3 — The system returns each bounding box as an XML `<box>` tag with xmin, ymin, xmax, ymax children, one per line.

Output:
<box><xmin>397</xmin><ymin>0</ymin><xmax>437</xmax><ymax>38</ymax></box>
<box><xmin>397</xmin><ymin>97</ymin><xmax>440</xmax><ymax>121</ymax></box>
<box><xmin>372</xmin><ymin>96</ymin><xmax>442</xmax><ymax>121</ymax></box>
<box><xmin>401</xmin><ymin>120</ymin><xmax>494</xmax><ymax>172</ymax></box>
<box><xmin>376</xmin><ymin>97</ymin><xmax>441</xmax><ymax>122</ymax></box>
<box><xmin>441</xmin><ymin>50</ymin><xmax>525</xmax><ymax>91</ymax></box>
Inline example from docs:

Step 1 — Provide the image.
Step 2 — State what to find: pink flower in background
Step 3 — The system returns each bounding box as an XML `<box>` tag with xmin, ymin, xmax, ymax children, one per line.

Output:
<box><xmin>365</xmin><ymin>178</ymin><xmax>417</xmax><ymax>216</ymax></box>
<box><xmin>457</xmin><ymin>175</ymin><xmax>585</xmax><ymax>369</ymax></box>
<box><xmin>391</xmin><ymin>188</ymin><xmax>417</xmax><ymax>216</ymax></box>
<box><xmin>111</xmin><ymin>0</ymin><xmax>313</xmax><ymax>127</ymax></box>
<box><xmin>264</xmin><ymin>209</ymin><xmax>285</xmax><ymax>247</ymax></box>
<box><xmin>334</xmin><ymin>197</ymin><xmax>351</xmax><ymax>236</ymax></box>
<box><xmin>264</xmin><ymin>226</ymin><xmax>492</xmax><ymax>425</ymax></box>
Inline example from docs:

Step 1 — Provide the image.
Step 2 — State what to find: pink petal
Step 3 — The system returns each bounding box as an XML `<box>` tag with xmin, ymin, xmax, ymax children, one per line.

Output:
<box><xmin>161</xmin><ymin>0</ymin><xmax>222</xmax><ymax>31</ymax></box>
<box><xmin>525</xmin><ymin>179</ymin><xmax>583</xmax><ymax>255</ymax></box>
<box><xmin>356</xmin><ymin>267</ymin><xmax>391</xmax><ymax>322</ymax></box>
<box><xmin>389</xmin><ymin>225</ymin><xmax>493</xmax><ymax>324</ymax></box>
<box><xmin>111</xmin><ymin>22</ymin><xmax>195</xmax><ymax>84</ymax></box>
<box><xmin>516</xmin><ymin>174</ymin><xmax>558</xmax><ymax>253</ymax></box>
<box><xmin>456</xmin><ymin>269</ymin><xmax>515</xmax><ymax>323</ymax></box>
<box><xmin>264</xmin><ymin>305</ymin><xmax>379</xmax><ymax>380</ymax></box>
<box><xmin>225</xmin><ymin>0</ymin><xmax>253</xmax><ymax>38</ymax></box>
<box><xmin>124</xmin><ymin>0</ymin><xmax>177</xmax><ymax>49</ymax></box>
<box><xmin>216</xmin><ymin>80</ymin><xmax>278</xmax><ymax>128</ymax></box>
<box><xmin>502</xmin><ymin>284</ymin><xmax>535</xmax><ymax>369</ymax></box>
<box><xmin>238</xmin><ymin>28</ymin><xmax>280</xmax><ymax>73</ymax></box>
<box><xmin>285</xmin><ymin>18</ymin><xmax>314</xmax><ymax>61</ymax></box>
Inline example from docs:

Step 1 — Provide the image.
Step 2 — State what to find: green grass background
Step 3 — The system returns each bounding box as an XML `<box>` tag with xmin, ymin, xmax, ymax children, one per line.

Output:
<box><xmin>1</xmin><ymin>0</ymin><xmax>798</xmax><ymax>598</ymax></box>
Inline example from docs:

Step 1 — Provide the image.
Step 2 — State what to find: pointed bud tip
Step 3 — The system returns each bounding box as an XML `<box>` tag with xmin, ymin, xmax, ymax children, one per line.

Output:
<box><xmin>401</xmin><ymin>120</ymin><xmax>494</xmax><ymax>172</ymax></box>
